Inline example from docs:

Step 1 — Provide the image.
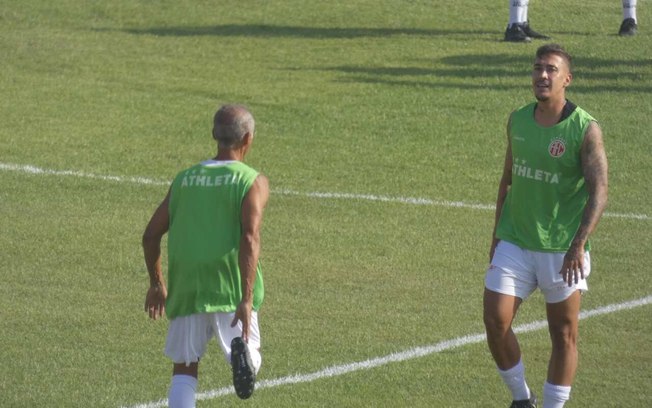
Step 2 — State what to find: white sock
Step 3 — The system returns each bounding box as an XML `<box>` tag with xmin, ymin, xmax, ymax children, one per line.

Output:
<box><xmin>498</xmin><ymin>360</ymin><xmax>531</xmax><ymax>401</ymax></box>
<box><xmin>509</xmin><ymin>0</ymin><xmax>529</xmax><ymax>26</ymax></box>
<box><xmin>227</xmin><ymin>344</ymin><xmax>262</xmax><ymax>374</ymax></box>
<box><xmin>543</xmin><ymin>382</ymin><xmax>571</xmax><ymax>408</ymax></box>
<box><xmin>249</xmin><ymin>345</ymin><xmax>262</xmax><ymax>375</ymax></box>
<box><xmin>519</xmin><ymin>0</ymin><xmax>529</xmax><ymax>24</ymax></box>
<box><xmin>168</xmin><ymin>375</ymin><xmax>197</xmax><ymax>408</ymax></box>
<box><xmin>623</xmin><ymin>0</ymin><xmax>637</xmax><ymax>21</ymax></box>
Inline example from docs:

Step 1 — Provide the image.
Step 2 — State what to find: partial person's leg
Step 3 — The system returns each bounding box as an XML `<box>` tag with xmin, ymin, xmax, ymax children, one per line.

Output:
<box><xmin>168</xmin><ymin>363</ymin><xmax>198</xmax><ymax>408</ymax></box>
<box><xmin>485</xmin><ymin>241</ymin><xmax>539</xmax><ymax>403</ymax></box>
<box><xmin>484</xmin><ymin>289</ymin><xmax>522</xmax><ymax>369</ymax></box>
<box><xmin>619</xmin><ymin>0</ymin><xmax>638</xmax><ymax>35</ymax></box>
<box><xmin>165</xmin><ymin>314</ymin><xmax>213</xmax><ymax>408</ymax></box>
<box><xmin>483</xmin><ymin>289</ymin><xmax>532</xmax><ymax>401</ymax></box>
<box><xmin>508</xmin><ymin>0</ymin><xmax>529</xmax><ymax>26</ymax></box>
<box><xmin>623</xmin><ymin>0</ymin><xmax>638</xmax><ymax>22</ymax></box>
<box><xmin>215</xmin><ymin>312</ymin><xmax>262</xmax><ymax>373</ymax></box>
<box><xmin>505</xmin><ymin>0</ymin><xmax>532</xmax><ymax>42</ymax></box>
<box><xmin>543</xmin><ymin>290</ymin><xmax>581</xmax><ymax>408</ymax></box>
<box><xmin>214</xmin><ymin>312</ymin><xmax>261</xmax><ymax>399</ymax></box>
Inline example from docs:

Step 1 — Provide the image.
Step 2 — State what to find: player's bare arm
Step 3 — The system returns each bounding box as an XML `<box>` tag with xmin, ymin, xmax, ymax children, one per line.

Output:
<box><xmin>142</xmin><ymin>190</ymin><xmax>171</xmax><ymax>320</ymax></box>
<box><xmin>490</xmin><ymin>114</ymin><xmax>514</xmax><ymax>261</ymax></box>
<box><xmin>561</xmin><ymin>121</ymin><xmax>608</xmax><ymax>285</ymax></box>
<box><xmin>232</xmin><ymin>174</ymin><xmax>270</xmax><ymax>342</ymax></box>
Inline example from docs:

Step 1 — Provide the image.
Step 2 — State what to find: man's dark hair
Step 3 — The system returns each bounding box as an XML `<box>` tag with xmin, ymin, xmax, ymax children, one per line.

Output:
<box><xmin>536</xmin><ymin>43</ymin><xmax>573</xmax><ymax>73</ymax></box>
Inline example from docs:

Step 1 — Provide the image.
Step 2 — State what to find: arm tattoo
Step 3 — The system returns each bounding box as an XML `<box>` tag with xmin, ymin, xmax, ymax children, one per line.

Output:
<box><xmin>574</xmin><ymin>122</ymin><xmax>608</xmax><ymax>246</ymax></box>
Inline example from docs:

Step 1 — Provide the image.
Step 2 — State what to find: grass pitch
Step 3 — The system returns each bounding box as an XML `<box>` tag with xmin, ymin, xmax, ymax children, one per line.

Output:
<box><xmin>1</xmin><ymin>1</ymin><xmax>650</xmax><ymax>407</ymax></box>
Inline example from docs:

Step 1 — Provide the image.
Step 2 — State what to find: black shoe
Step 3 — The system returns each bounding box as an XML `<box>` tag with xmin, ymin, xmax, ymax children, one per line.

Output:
<box><xmin>521</xmin><ymin>22</ymin><xmax>550</xmax><ymax>39</ymax></box>
<box><xmin>504</xmin><ymin>24</ymin><xmax>531</xmax><ymax>42</ymax></box>
<box><xmin>231</xmin><ymin>337</ymin><xmax>256</xmax><ymax>399</ymax></box>
<box><xmin>510</xmin><ymin>392</ymin><xmax>537</xmax><ymax>408</ymax></box>
<box><xmin>618</xmin><ymin>18</ymin><xmax>637</xmax><ymax>36</ymax></box>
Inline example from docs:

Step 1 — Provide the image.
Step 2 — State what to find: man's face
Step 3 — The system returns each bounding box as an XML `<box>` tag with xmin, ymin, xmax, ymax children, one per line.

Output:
<box><xmin>532</xmin><ymin>54</ymin><xmax>572</xmax><ymax>102</ymax></box>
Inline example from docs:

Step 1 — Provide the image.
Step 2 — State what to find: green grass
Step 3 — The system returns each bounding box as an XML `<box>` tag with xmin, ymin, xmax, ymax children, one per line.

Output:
<box><xmin>1</xmin><ymin>1</ymin><xmax>650</xmax><ymax>407</ymax></box>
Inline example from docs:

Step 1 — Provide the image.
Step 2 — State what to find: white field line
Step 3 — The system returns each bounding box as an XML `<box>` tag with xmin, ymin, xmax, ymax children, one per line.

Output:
<box><xmin>2</xmin><ymin>162</ymin><xmax>650</xmax><ymax>220</ymax></box>
<box><xmin>123</xmin><ymin>295</ymin><xmax>652</xmax><ymax>408</ymax></box>
<box><xmin>0</xmin><ymin>162</ymin><xmax>170</xmax><ymax>186</ymax></box>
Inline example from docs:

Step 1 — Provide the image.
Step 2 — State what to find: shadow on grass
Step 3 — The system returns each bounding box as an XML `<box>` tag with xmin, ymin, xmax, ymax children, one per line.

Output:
<box><xmin>116</xmin><ymin>24</ymin><xmax>643</xmax><ymax>42</ymax></box>
<box><xmin>324</xmin><ymin>53</ymin><xmax>652</xmax><ymax>93</ymax></box>
<box><xmin>335</xmin><ymin>77</ymin><xmax>652</xmax><ymax>94</ymax></box>
<box><xmin>114</xmin><ymin>24</ymin><xmax>650</xmax><ymax>93</ymax></box>
<box><xmin>119</xmin><ymin>24</ymin><xmax>492</xmax><ymax>38</ymax></box>
<box><xmin>440</xmin><ymin>54</ymin><xmax>652</xmax><ymax>69</ymax></box>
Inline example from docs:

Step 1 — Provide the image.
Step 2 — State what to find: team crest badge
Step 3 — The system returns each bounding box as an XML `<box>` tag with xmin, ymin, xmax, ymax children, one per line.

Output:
<box><xmin>548</xmin><ymin>138</ymin><xmax>566</xmax><ymax>158</ymax></box>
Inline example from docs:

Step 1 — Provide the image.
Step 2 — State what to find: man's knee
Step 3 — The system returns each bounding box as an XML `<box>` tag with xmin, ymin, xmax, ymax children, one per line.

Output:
<box><xmin>546</xmin><ymin>292</ymin><xmax>581</xmax><ymax>351</ymax></box>
<box><xmin>548</xmin><ymin>321</ymin><xmax>578</xmax><ymax>351</ymax></box>
<box><xmin>483</xmin><ymin>290</ymin><xmax>520</xmax><ymax>335</ymax></box>
<box><xmin>483</xmin><ymin>307</ymin><xmax>515</xmax><ymax>339</ymax></box>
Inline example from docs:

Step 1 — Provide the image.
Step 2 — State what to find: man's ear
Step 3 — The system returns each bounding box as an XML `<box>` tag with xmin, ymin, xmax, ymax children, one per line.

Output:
<box><xmin>243</xmin><ymin>131</ymin><xmax>254</xmax><ymax>146</ymax></box>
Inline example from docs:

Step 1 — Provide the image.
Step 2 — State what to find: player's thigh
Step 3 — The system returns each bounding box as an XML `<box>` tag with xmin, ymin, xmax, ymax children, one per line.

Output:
<box><xmin>165</xmin><ymin>314</ymin><xmax>214</xmax><ymax>365</ymax></box>
<box><xmin>483</xmin><ymin>287</ymin><xmax>523</xmax><ymax>329</ymax></box>
<box><xmin>210</xmin><ymin>312</ymin><xmax>261</xmax><ymax>360</ymax></box>
<box><xmin>485</xmin><ymin>240</ymin><xmax>538</xmax><ymax>301</ymax></box>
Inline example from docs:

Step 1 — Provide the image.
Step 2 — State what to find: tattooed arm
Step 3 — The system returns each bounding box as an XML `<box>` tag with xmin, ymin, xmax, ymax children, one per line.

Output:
<box><xmin>561</xmin><ymin>121</ymin><xmax>609</xmax><ymax>285</ymax></box>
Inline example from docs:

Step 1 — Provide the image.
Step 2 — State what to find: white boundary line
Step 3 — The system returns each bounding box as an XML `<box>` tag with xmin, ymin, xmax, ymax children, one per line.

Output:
<box><xmin>124</xmin><ymin>295</ymin><xmax>652</xmax><ymax>408</ymax></box>
<box><xmin>2</xmin><ymin>162</ymin><xmax>650</xmax><ymax>220</ymax></box>
<box><xmin>0</xmin><ymin>162</ymin><xmax>170</xmax><ymax>186</ymax></box>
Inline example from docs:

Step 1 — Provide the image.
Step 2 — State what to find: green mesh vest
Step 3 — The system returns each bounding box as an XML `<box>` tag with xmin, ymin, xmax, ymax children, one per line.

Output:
<box><xmin>496</xmin><ymin>102</ymin><xmax>596</xmax><ymax>252</ymax></box>
<box><xmin>166</xmin><ymin>160</ymin><xmax>263</xmax><ymax>319</ymax></box>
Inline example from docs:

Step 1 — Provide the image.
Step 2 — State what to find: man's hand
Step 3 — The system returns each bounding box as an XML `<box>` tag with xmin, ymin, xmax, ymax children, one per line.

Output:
<box><xmin>560</xmin><ymin>243</ymin><xmax>585</xmax><ymax>287</ymax></box>
<box><xmin>231</xmin><ymin>300</ymin><xmax>253</xmax><ymax>343</ymax></box>
<box><xmin>145</xmin><ymin>282</ymin><xmax>167</xmax><ymax>320</ymax></box>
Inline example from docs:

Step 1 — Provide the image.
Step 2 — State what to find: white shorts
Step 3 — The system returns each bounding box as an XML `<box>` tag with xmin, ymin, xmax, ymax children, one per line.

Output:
<box><xmin>485</xmin><ymin>240</ymin><xmax>591</xmax><ymax>303</ymax></box>
<box><xmin>165</xmin><ymin>312</ymin><xmax>262</xmax><ymax>373</ymax></box>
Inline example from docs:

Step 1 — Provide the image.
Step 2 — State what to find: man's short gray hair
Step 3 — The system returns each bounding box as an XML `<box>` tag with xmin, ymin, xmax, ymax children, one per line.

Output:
<box><xmin>212</xmin><ymin>104</ymin><xmax>255</xmax><ymax>148</ymax></box>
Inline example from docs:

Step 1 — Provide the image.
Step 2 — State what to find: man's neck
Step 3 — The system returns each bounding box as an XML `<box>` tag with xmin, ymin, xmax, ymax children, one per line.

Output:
<box><xmin>213</xmin><ymin>144</ymin><xmax>248</xmax><ymax>162</ymax></box>
<box><xmin>534</xmin><ymin>98</ymin><xmax>567</xmax><ymax>127</ymax></box>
